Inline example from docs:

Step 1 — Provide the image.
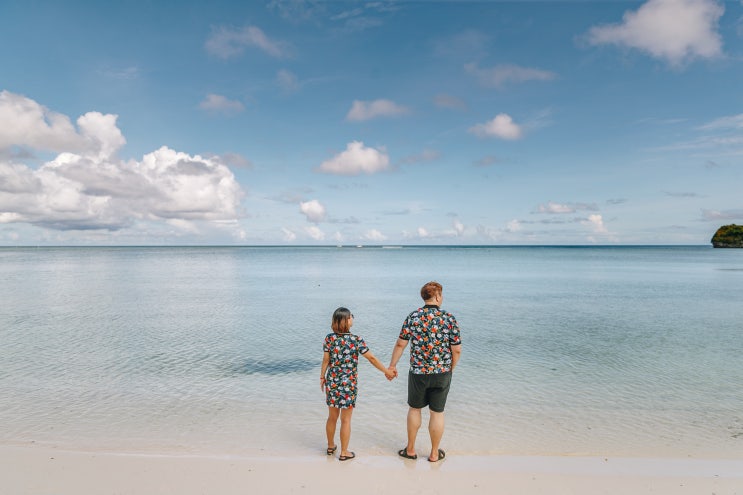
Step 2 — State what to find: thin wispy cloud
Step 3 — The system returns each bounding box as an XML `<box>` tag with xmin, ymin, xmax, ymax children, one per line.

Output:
<box><xmin>199</xmin><ymin>94</ymin><xmax>245</xmax><ymax>115</ymax></box>
<box><xmin>664</xmin><ymin>191</ymin><xmax>701</xmax><ymax>198</ymax></box>
<box><xmin>433</xmin><ymin>94</ymin><xmax>467</xmax><ymax>111</ymax></box>
<box><xmin>213</xmin><ymin>152</ymin><xmax>253</xmax><ymax>169</ymax></box>
<box><xmin>399</xmin><ymin>149</ymin><xmax>440</xmax><ymax>165</ymax></box>
<box><xmin>205</xmin><ymin>25</ymin><xmax>291</xmax><ymax>59</ymax></box>
<box><xmin>701</xmin><ymin>209</ymin><xmax>743</xmax><ymax>221</ymax></box>
<box><xmin>98</xmin><ymin>66</ymin><xmax>140</xmax><ymax>80</ymax></box>
<box><xmin>535</xmin><ymin>202</ymin><xmax>599</xmax><ymax>214</ymax></box>
<box><xmin>433</xmin><ymin>30</ymin><xmax>490</xmax><ymax>60</ymax></box>
<box><xmin>474</xmin><ymin>155</ymin><xmax>499</xmax><ymax>167</ymax></box>
<box><xmin>281</xmin><ymin>227</ymin><xmax>297</xmax><ymax>242</ymax></box>
<box><xmin>277</xmin><ymin>69</ymin><xmax>300</xmax><ymax>92</ymax></box>
<box><xmin>465</xmin><ymin>63</ymin><xmax>556</xmax><ymax>88</ymax></box>
<box><xmin>698</xmin><ymin>113</ymin><xmax>743</xmax><ymax>130</ymax></box>
<box><xmin>346</xmin><ymin>99</ymin><xmax>410</xmax><ymax>122</ymax></box>
<box><xmin>329</xmin><ymin>2</ymin><xmax>397</xmax><ymax>33</ymax></box>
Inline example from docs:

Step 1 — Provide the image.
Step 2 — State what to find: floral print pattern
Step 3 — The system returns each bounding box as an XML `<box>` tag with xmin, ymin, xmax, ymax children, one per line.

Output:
<box><xmin>323</xmin><ymin>333</ymin><xmax>369</xmax><ymax>408</ymax></box>
<box><xmin>399</xmin><ymin>306</ymin><xmax>461</xmax><ymax>374</ymax></box>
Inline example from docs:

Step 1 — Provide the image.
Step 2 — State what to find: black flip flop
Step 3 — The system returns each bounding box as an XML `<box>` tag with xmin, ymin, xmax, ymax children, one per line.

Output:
<box><xmin>428</xmin><ymin>449</ymin><xmax>446</xmax><ymax>462</ymax></box>
<box><xmin>398</xmin><ymin>448</ymin><xmax>417</xmax><ymax>460</ymax></box>
<box><xmin>326</xmin><ymin>445</ymin><xmax>337</xmax><ymax>455</ymax></box>
<box><xmin>338</xmin><ymin>452</ymin><xmax>356</xmax><ymax>461</ymax></box>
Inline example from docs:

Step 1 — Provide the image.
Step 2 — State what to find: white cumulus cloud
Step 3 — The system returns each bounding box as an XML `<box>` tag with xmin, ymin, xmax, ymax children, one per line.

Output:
<box><xmin>469</xmin><ymin>114</ymin><xmax>523</xmax><ymax>140</ymax></box>
<box><xmin>586</xmin><ymin>0</ymin><xmax>724</xmax><ymax>66</ymax></box>
<box><xmin>0</xmin><ymin>90</ymin><xmax>124</xmax><ymax>157</ymax></box>
<box><xmin>317</xmin><ymin>141</ymin><xmax>390</xmax><ymax>176</ymax></box>
<box><xmin>300</xmin><ymin>199</ymin><xmax>327</xmax><ymax>223</ymax></box>
<box><xmin>583</xmin><ymin>214</ymin><xmax>608</xmax><ymax>233</ymax></box>
<box><xmin>346</xmin><ymin>99</ymin><xmax>409</xmax><ymax>122</ymax></box>
<box><xmin>282</xmin><ymin>227</ymin><xmax>297</xmax><ymax>242</ymax></box>
<box><xmin>0</xmin><ymin>91</ymin><xmax>244</xmax><ymax>233</ymax></box>
<box><xmin>305</xmin><ymin>225</ymin><xmax>325</xmax><ymax>240</ymax></box>
<box><xmin>363</xmin><ymin>229</ymin><xmax>387</xmax><ymax>242</ymax></box>
<box><xmin>506</xmin><ymin>219</ymin><xmax>522</xmax><ymax>232</ymax></box>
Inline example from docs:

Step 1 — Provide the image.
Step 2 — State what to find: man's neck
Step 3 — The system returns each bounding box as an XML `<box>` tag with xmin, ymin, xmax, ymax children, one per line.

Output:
<box><xmin>423</xmin><ymin>299</ymin><xmax>439</xmax><ymax>307</ymax></box>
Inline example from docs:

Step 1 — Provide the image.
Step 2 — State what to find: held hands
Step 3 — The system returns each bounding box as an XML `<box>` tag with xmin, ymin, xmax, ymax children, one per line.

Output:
<box><xmin>384</xmin><ymin>365</ymin><xmax>399</xmax><ymax>381</ymax></box>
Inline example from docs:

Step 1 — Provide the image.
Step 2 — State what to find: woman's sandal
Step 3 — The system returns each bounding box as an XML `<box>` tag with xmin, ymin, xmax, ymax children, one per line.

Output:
<box><xmin>338</xmin><ymin>452</ymin><xmax>356</xmax><ymax>461</ymax></box>
<box><xmin>326</xmin><ymin>445</ymin><xmax>337</xmax><ymax>455</ymax></box>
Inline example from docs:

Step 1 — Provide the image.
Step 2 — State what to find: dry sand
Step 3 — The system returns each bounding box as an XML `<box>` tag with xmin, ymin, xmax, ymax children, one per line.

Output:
<box><xmin>2</xmin><ymin>445</ymin><xmax>742</xmax><ymax>495</ymax></box>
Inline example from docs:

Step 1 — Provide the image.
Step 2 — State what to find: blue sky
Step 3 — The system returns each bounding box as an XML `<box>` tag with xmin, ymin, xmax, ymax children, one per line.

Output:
<box><xmin>1</xmin><ymin>0</ymin><xmax>742</xmax><ymax>245</ymax></box>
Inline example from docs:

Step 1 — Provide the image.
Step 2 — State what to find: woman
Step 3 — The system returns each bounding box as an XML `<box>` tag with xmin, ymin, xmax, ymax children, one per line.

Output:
<box><xmin>321</xmin><ymin>307</ymin><xmax>393</xmax><ymax>461</ymax></box>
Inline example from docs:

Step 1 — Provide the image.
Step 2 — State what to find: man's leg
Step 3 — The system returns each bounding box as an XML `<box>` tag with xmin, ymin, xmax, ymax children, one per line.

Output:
<box><xmin>428</xmin><ymin>410</ymin><xmax>445</xmax><ymax>461</ymax></box>
<box><xmin>406</xmin><ymin>407</ymin><xmax>422</xmax><ymax>456</ymax></box>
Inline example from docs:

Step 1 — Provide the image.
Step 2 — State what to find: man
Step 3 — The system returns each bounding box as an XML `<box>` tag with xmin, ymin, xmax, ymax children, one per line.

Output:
<box><xmin>388</xmin><ymin>281</ymin><xmax>461</xmax><ymax>462</ymax></box>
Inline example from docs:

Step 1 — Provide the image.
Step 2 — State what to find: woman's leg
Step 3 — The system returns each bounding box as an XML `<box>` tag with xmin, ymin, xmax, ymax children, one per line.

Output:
<box><xmin>326</xmin><ymin>407</ymin><xmax>340</xmax><ymax>449</ymax></box>
<box><xmin>339</xmin><ymin>407</ymin><xmax>354</xmax><ymax>456</ymax></box>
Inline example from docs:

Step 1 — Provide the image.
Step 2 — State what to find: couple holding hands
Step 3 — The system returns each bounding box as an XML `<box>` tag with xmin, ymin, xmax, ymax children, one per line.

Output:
<box><xmin>320</xmin><ymin>281</ymin><xmax>462</xmax><ymax>462</ymax></box>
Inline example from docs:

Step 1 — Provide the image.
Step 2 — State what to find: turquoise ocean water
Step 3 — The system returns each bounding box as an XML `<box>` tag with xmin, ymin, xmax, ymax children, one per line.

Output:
<box><xmin>1</xmin><ymin>246</ymin><xmax>742</xmax><ymax>458</ymax></box>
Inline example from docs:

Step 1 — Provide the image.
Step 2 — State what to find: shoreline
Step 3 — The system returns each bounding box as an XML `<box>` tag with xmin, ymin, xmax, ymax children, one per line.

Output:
<box><xmin>3</xmin><ymin>445</ymin><xmax>742</xmax><ymax>495</ymax></box>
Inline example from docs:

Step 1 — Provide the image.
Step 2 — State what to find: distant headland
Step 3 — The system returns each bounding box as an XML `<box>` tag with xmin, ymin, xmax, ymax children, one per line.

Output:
<box><xmin>711</xmin><ymin>224</ymin><xmax>743</xmax><ymax>248</ymax></box>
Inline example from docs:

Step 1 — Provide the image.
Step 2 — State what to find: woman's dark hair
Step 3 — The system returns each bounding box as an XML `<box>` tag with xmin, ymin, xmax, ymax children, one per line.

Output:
<box><xmin>331</xmin><ymin>307</ymin><xmax>352</xmax><ymax>334</ymax></box>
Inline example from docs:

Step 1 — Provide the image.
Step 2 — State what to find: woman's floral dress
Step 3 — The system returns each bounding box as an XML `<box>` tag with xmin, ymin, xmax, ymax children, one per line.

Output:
<box><xmin>323</xmin><ymin>332</ymin><xmax>369</xmax><ymax>409</ymax></box>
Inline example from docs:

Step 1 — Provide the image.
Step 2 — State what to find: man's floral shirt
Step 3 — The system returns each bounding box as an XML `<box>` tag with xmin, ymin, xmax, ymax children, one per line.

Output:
<box><xmin>399</xmin><ymin>306</ymin><xmax>461</xmax><ymax>374</ymax></box>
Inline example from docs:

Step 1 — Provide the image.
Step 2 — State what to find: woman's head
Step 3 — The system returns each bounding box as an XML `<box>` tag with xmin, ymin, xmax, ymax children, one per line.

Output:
<box><xmin>331</xmin><ymin>307</ymin><xmax>354</xmax><ymax>334</ymax></box>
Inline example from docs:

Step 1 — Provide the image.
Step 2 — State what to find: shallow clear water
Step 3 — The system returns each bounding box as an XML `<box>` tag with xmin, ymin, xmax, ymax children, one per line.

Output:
<box><xmin>1</xmin><ymin>246</ymin><xmax>742</xmax><ymax>458</ymax></box>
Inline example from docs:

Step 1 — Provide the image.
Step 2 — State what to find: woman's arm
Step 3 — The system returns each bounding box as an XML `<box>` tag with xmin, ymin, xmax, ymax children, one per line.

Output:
<box><xmin>362</xmin><ymin>351</ymin><xmax>396</xmax><ymax>380</ymax></box>
<box><xmin>320</xmin><ymin>351</ymin><xmax>330</xmax><ymax>391</ymax></box>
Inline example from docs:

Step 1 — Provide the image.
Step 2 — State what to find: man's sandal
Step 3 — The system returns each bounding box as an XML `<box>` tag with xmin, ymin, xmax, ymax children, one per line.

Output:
<box><xmin>398</xmin><ymin>447</ymin><xmax>417</xmax><ymax>460</ymax></box>
<box><xmin>326</xmin><ymin>445</ymin><xmax>337</xmax><ymax>455</ymax></box>
<box><xmin>428</xmin><ymin>449</ymin><xmax>446</xmax><ymax>462</ymax></box>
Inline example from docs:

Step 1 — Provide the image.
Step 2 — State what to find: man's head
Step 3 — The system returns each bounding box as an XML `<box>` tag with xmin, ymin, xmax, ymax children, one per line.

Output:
<box><xmin>420</xmin><ymin>281</ymin><xmax>443</xmax><ymax>303</ymax></box>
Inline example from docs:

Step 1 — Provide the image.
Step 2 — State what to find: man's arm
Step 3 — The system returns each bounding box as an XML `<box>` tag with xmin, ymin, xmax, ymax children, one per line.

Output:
<box><xmin>388</xmin><ymin>338</ymin><xmax>409</xmax><ymax>377</ymax></box>
<box><xmin>450</xmin><ymin>344</ymin><xmax>461</xmax><ymax>372</ymax></box>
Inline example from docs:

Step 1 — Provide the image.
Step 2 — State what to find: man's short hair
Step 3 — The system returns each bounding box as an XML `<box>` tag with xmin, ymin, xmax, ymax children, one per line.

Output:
<box><xmin>420</xmin><ymin>281</ymin><xmax>442</xmax><ymax>301</ymax></box>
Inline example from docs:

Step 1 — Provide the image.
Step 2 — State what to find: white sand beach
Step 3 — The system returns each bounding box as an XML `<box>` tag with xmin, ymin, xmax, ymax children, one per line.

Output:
<box><xmin>3</xmin><ymin>445</ymin><xmax>742</xmax><ymax>495</ymax></box>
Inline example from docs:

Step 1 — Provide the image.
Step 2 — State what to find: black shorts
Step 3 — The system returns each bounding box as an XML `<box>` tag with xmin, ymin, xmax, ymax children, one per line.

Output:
<box><xmin>407</xmin><ymin>371</ymin><xmax>452</xmax><ymax>413</ymax></box>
